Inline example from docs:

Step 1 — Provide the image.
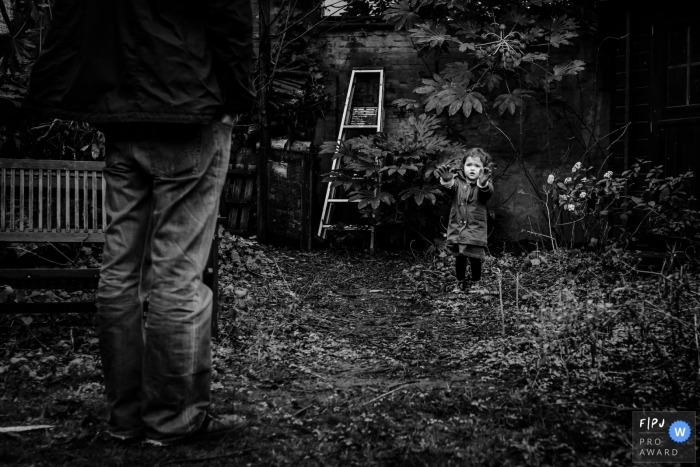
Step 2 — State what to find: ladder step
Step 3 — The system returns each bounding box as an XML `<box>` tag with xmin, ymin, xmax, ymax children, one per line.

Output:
<box><xmin>327</xmin><ymin>199</ymin><xmax>360</xmax><ymax>203</ymax></box>
<box><xmin>322</xmin><ymin>225</ymin><xmax>374</xmax><ymax>231</ymax></box>
<box><xmin>342</xmin><ymin>125</ymin><xmax>380</xmax><ymax>129</ymax></box>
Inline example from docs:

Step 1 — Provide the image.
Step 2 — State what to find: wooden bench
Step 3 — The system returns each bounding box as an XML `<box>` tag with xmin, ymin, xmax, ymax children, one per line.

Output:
<box><xmin>0</xmin><ymin>158</ymin><xmax>220</xmax><ymax>336</ymax></box>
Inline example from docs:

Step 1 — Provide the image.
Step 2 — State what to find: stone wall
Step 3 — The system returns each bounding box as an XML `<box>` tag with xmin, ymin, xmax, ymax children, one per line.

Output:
<box><xmin>312</xmin><ymin>22</ymin><xmax>610</xmax><ymax>244</ymax></box>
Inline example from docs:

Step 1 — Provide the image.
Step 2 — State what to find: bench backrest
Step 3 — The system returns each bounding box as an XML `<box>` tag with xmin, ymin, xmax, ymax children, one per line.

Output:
<box><xmin>0</xmin><ymin>159</ymin><xmax>106</xmax><ymax>243</ymax></box>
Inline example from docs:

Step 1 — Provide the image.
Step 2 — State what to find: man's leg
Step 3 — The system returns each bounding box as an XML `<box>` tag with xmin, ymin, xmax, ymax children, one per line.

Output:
<box><xmin>97</xmin><ymin>125</ymin><xmax>152</xmax><ymax>439</ymax></box>
<box><xmin>141</xmin><ymin>120</ymin><xmax>231</xmax><ymax>440</ymax></box>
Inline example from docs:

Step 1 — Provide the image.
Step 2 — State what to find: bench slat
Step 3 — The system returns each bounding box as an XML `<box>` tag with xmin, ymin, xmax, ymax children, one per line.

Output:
<box><xmin>29</xmin><ymin>169</ymin><xmax>34</xmax><ymax>231</ymax></box>
<box><xmin>83</xmin><ymin>170</ymin><xmax>88</xmax><ymax>232</ymax></box>
<box><xmin>56</xmin><ymin>169</ymin><xmax>61</xmax><ymax>231</ymax></box>
<box><xmin>19</xmin><ymin>169</ymin><xmax>24</xmax><ymax>232</ymax></box>
<box><xmin>65</xmin><ymin>169</ymin><xmax>70</xmax><ymax>232</ymax></box>
<box><xmin>92</xmin><ymin>171</ymin><xmax>97</xmax><ymax>232</ymax></box>
<box><xmin>47</xmin><ymin>169</ymin><xmax>52</xmax><ymax>231</ymax></box>
<box><xmin>102</xmin><ymin>174</ymin><xmax>106</xmax><ymax>230</ymax></box>
<box><xmin>38</xmin><ymin>169</ymin><xmax>43</xmax><ymax>231</ymax></box>
<box><xmin>0</xmin><ymin>159</ymin><xmax>104</xmax><ymax>171</ymax></box>
<box><xmin>0</xmin><ymin>302</ymin><xmax>97</xmax><ymax>314</ymax></box>
<box><xmin>10</xmin><ymin>169</ymin><xmax>15</xmax><ymax>232</ymax></box>
<box><xmin>1</xmin><ymin>168</ymin><xmax>5</xmax><ymax>231</ymax></box>
<box><xmin>73</xmin><ymin>170</ymin><xmax>80</xmax><ymax>232</ymax></box>
<box><xmin>0</xmin><ymin>232</ymin><xmax>105</xmax><ymax>242</ymax></box>
<box><xmin>0</xmin><ymin>268</ymin><xmax>100</xmax><ymax>280</ymax></box>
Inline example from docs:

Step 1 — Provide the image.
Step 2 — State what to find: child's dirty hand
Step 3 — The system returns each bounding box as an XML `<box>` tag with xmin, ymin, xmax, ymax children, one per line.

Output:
<box><xmin>435</xmin><ymin>165</ymin><xmax>454</xmax><ymax>182</ymax></box>
<box><xmin>478</xmin><ymin>167</ymin><xmax>492</xmax><ymax>186</ymax></box>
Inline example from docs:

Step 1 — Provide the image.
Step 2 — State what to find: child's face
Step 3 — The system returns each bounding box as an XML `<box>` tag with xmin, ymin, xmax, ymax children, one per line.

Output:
<box><xmin>463</xmin><ymin>156</ymin><xmax>484</xmax><ymax>180</ymax></box>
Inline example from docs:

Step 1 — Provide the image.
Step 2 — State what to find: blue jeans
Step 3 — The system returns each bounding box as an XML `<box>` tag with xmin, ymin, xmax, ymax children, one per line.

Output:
<box><xmin>97</xmin><ymin>119</ymin><xmax>231</xmax><ymax>439</ymax></box>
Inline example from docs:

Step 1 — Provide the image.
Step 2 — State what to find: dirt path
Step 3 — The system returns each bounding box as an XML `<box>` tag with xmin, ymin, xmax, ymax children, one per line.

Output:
<box><xmin>0</xmin><ymin>239</ymin><xmax>639</xmax><ymax>466</ymax></box>
<box><xmin>212</xmin><ymin>247</ymin><xmax>528</xmax><ymax>466</ymax></box>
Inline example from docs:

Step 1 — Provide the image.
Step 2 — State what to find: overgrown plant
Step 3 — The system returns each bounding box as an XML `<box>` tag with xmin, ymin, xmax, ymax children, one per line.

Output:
<box><xmin>324</xmin><ymin>0</ymin><xmax>602</xmax><ymax>244</ymax></box>
<box><xmin>509</xmin><ymin>248</ymin><xmax>700</xmax><ymax>401</ymax></box>
<box><xmin>1</xmin><ymin>0</ymin><xmax>104</xmax><ymax>160</ymax></box>
<box><xmin>320</xmin><ymin>114</ymin><xmax>467</xmax><ymax>243</ymax></box>
<box><xmin>533</xmin><ymin>160</ymin><xmax>699</xmax><ymax>250</ymax></box>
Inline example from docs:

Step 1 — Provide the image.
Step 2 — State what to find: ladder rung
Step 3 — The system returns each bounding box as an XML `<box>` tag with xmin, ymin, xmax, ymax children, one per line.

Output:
<box><xmin>327</xmin><ymin>199</ymin><xmax>360</xmax><ymax>203</ymax></box>
<box><xmin>342</xmin><ymin>125</ymin><xmax>380</xmax><ymax>129</ymax></box>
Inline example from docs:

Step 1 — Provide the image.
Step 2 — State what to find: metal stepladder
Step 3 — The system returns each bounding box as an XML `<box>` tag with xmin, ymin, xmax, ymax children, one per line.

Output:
<box><xmin>318</xmin><ymin>68</ymin><xmax>385</xmax><ymax>248</ymax></box>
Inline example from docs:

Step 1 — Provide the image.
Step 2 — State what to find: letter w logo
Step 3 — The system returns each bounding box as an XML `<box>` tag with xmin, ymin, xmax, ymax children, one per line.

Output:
<box><xmin>674</xmin><ymin>427</ymin><xmax>687</xmax><ymax>437</ymax></box>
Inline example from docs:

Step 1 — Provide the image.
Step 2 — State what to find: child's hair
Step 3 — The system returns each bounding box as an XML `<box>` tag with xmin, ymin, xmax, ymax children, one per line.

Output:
<box><xmin>461</xmin><ymin>147</ymin><xmax>494</xmax><ymax>171</ymax></box>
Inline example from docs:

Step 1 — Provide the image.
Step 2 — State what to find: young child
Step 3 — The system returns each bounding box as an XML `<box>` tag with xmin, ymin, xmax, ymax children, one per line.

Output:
<box><xmin>435</xmin><ymin>147</ymin><xmax>494</xmax><ymax>290</ymax></box>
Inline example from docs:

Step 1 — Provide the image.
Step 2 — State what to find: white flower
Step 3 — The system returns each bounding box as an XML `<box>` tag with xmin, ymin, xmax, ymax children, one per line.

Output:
<box><xmin>567</xmin><ymin>204</ymin><xmax>576</xmax><ymax>212</ymax></box>
<box><xmin>572</xmin><ymin>162</ymin><xmax>582</xmax><ymax>172</ymax></box>
<box><xmin>580</xmin><ymin>191</ymin><xmax>586</xmax><ymax>198</ymax></box>
<box><xmin>604</xmin><ymin>171</ymin><xmax>613</xmax><ymax>179</ymax></box>
<box><xmin>581</xmin><ymin>177</ymin><xmax>588</xmax><ymax>183</ymax></box>
<box><xmin>564</xmin><ymin>177</ymin><xmax>572</xmax><ymax>184</ymax></box>
<box><xmin>560</xmin><ymin>194</ymin><xmax>568</xmax><ymax>201</ymax></box>
<box><xmin>547</xmin><ymin>174</ymin><xmax>555</xmax><ymax>184</ymax></box>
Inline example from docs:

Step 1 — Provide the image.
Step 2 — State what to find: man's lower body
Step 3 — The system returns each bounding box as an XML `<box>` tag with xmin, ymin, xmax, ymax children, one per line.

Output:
<box><xmin>96</xmin><ymin>119</ymin><xmax>236</xmax><ymax>444</ymax></box>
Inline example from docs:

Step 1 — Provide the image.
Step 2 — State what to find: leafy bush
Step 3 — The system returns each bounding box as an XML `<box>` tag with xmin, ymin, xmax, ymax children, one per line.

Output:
<box><xmin>320</xmin><ymin>114</ymin><xmax>467</xmax><ymax>244</ymax></box>
<box><xmin>537</xmin><ymin>160</ymin><xmax>698</xmax><ymax>249</ymax></box>
<box><xmin>387</xmin><ymin>1</ymin><xmax>586</xmax><ymax>121</ymax></box>
<box><xmin>1</xmin><ymin>0</ymin><xmax>105</xmax><ymax>160</ymax></box>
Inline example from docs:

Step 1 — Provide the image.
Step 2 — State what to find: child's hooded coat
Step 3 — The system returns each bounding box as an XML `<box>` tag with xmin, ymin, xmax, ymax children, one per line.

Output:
<box><xmin>443</xmin><ymin>175</ymin><xmax>493</xmax><ymax>247</ymax></box>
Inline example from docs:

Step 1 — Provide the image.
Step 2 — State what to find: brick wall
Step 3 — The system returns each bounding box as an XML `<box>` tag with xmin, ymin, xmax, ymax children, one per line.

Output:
<box><xmin>312</xmin><ymin>23</ymin><xmax>610</xmax><ymax>244</ymax></box>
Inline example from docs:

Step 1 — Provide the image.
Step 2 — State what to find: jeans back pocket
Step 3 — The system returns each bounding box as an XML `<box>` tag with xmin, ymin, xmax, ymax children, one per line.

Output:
<box><xmin>149</xmin><ymin>124</ymin><xmax>204</xmax><ymax>178</ymax></box>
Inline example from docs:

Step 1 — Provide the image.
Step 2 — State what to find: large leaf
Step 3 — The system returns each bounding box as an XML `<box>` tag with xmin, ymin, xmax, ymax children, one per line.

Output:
<box><xmin>406</xmin><ymin>113</ymin><xmax>442</xmax><ymax>140</ymax></box>
<box><xmin>433</xmin><ymin>86</ymin><xmax>463</xmax><ymax>115</ymax></box>
<box><xmin>349</xmin><ymin>190</ymin><xmax>396</xmax><ymax>210</ymax></box>
<box><xmin>493</xmin><ymin>93</ymin><xmax>523</xmax><ymax>116</ymax></box>
<box><xmin>409</xmin><ymin>22</ymin><xmax>453</xmax><ymax>49</ymax></box>
<box><xmin>521</xmin><ymin>52</ymin><xmax>548</xmax><ymax>62</ymax></box>
<box><xmin>383</xmin><ymin>1</ymin><xmax>421</xmax><ymax>31</ymax></box>
<box><xmin>393</xmin><ymin>98</ymin><xmax>422</xmax><ymax>109</ymax></box>
<box><xmin>462</xmin><ymin>92</ymin><xmax>484</xmax><ymax>117</ymax></box>
<box><xmin>502</xmin><ymin>7</ymin><xmax>534</xmax><ymax>27</ymax></box>
<box><xmin>399</xmin><ymin>186</ymin><xmax>442</xmax><ymax>205</ymax></box>
<box><xmin>544</xmin><ymin>15</ymin><xmax>579</xmax><ymax>48</ymax></box>
<box><xmin>453</xmin><ymin>20</ymin><xmax>480</xmax><ymax>38</ymax></box>
<box><xmin>442</xmin><ymin>62</ymin><xmax>474</xmax><ymax>86</ymax></box>
<box><xmin>483</xmin><ymin>73</ymin><xmax>502</xmax><ymax>92</ymax></box>
<box><xmin>548</xmin><ymin>60</ymin><xmax>585</xmax><ymax>82</ymax></box>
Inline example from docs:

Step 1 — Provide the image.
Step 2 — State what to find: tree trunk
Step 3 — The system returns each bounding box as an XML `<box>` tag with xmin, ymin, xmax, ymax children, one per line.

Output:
<box><xmin>256</xmin><ymin>0</ymin><xmax>271</xmax><ymax>243</ymax></box>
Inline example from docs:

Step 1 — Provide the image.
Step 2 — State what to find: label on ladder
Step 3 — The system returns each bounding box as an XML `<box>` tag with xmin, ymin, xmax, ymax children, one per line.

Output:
<box><xmin>318</xmin><ymin>69</ymin><xmax>385</xmax><ymax>246</ymax></box>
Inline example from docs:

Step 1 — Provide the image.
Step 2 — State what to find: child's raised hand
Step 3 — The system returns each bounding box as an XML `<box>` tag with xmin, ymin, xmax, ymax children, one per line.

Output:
<box><xmin>478</xmin><ymin>167</ymin><xmax>492</xmax><ymax>186</ymax></box>
<box><xmin>435</xmin><ymin>165</ymin><xmax>454</xmax><ymax>182</ymax></box>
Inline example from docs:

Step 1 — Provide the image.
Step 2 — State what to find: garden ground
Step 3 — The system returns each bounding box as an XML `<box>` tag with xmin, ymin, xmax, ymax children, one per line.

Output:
<box><xmin>0</xmin><ymin>232</ymin><xmax>697</xmax><ymax>466</ymax></box>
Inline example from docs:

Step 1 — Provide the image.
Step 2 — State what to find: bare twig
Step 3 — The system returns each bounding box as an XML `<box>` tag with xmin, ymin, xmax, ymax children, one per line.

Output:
<box><xmin>292</xmin><ymin>404</ymin><xmax>314</xmax><ymax>417</ymax></box>
<box><xmin>361</xmin><ymin>381</ymin><xmax>418</xmax><ymax>406</ymax></box>
<box><xmin>44</xmin><ymin>241</ymin><xmax>82</xmax><ymax>267</ymax></box>
<box><xmin>13</xmin><ymin>247</ymin><xmax>71</xmax><ymax>267</ymax></box>
<box><xmin>496</xmin><ymin>268</ymin><xmax>505</xmax><ymax>335</ymax></box>
<box><xmin>159</xmin><ymin>449</ymin><xmax>255</xmax><ymax>466</ymax></box>
<box><xmin>695</xmin><ymin>314</ymin><xmax>700</xmax><ymax>382</ymax></box>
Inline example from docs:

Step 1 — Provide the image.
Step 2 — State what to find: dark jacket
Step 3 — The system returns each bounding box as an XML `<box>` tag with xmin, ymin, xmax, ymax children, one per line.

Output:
<box><xmin>27</xmin><ymin>0</ymin><xmax>255</xmax><ymax>124</ymax></box>
<box><xmin>444</xmin><ymin>176</ymin><xmax>493</xmax><ymax>247</ymax></box>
